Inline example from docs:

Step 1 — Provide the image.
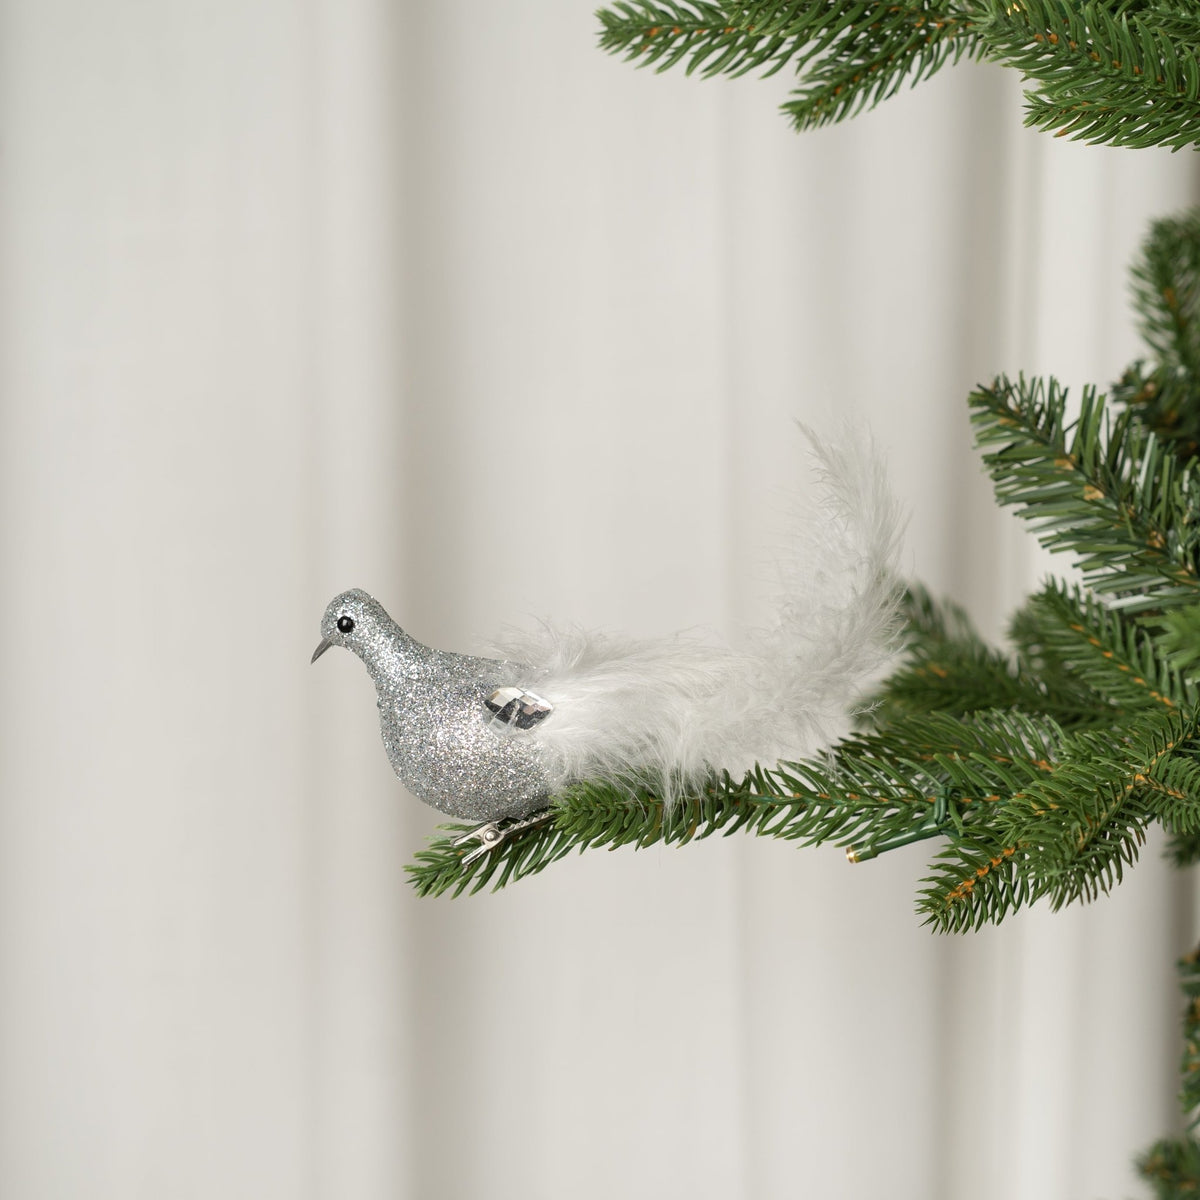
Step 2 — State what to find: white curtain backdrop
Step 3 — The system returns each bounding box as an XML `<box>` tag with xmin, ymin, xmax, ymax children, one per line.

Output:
<box><xmin>2</xmin><ymin>3</ymin><xmax>1199</xmax><ymax>1198</ymax></box>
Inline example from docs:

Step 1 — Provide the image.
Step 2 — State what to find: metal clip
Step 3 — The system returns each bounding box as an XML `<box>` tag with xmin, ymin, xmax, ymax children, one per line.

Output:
<box><xmin>453</xmin><ymin>822</ymin><xmax>505</xmax><ymax>865</ymax></box>
<box><xmin>452</xmin><ymin>808</ymin><xmax>555</xmax><ymax>866</ymax></box>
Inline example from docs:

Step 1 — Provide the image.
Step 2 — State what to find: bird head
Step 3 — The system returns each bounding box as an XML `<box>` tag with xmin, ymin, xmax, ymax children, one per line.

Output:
<box><xmin>311</xmin><ymin>588</ymin><xmax>390</xmax><ymax>663</ymax></box>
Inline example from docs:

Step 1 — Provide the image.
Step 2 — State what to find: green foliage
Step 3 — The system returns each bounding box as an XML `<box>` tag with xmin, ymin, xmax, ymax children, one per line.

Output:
<box><xmin>408</xmin><ymin>707</ymin><xmax>1030</xmax><ymax>898</ymax></box>
<box><xmin>1132</xmin><ymin>208</ymin><xmax>1200</xmax><ymax>378</ymax></box>
<box><xmin>1138</xmin><ymin>1135</ymin><xmax>1200</xmax><ymax>1199</ymax></box>
<box><xmin>1115</xmin><ymin>210</ymin><xmax>1200</xmax><ymax>463</ymax></box>
<box><xmin>596</xmin><ymin>0</ymin><xmax>1200</xmax><ymax>150</ymax></box>
<box><xmin>1165</xmin><ymin>824</ymin><xmax>1200</xmax><ymax>866</ymax></box>
<box><xmin>1162</xmin><ymin>602</ymin><xmax>1200</xmax><ymax>676</ymax></box>
<box><xmin>596</xmin><ymin>1</ymin><xmax>984</xmax><ymax>131</ymax></box>
<box><xmin>1135</xmin><ymin>947</ymin><xmax>1200</xmax><ymax>1194</ymax></box>
<box><xmin>901</xmin><ymin>579</ymin><xmax>1200</xmax><ymax>928</ymax></box>
<box><xmin>876</xmin><ymin>579</ymin><xmax>1194</xmax><ymax>729</ymax></box>
<box><xmin>409</xmin><ymin>703</ymin><xmax>1067</xmax><ymax>899</ymax></box>
<box><xmin>408</xmin><ymin>773</ymin><xmax>762</xmax><ymax>898</ymax></box>
<box><xmin>1111</xmin><ymin>362</ymin><xmax>1200</xmax><ymax>463</ymax></box>
<box><xmin>973</xmin><ymin>0</ymin><xmax>1200</xmax><ymax>149</ymax></box>
<box><xmin>1022</xmin><ymin>580</ymin><xmax>1195</xmax><ymax>711</ymax></box>
<box><xmin>921</xmin><ymin>705</ymin><xmax>1200</xmax><ymax>929</ymax></box>
<box><xmin>1181</xmin><ymin>945</ymin><xmax>1200</xmax><ymax>1123</ymax></box>
<box><xmin>970</xmin><ymin>373</ymin><xmax>1200</xmax><ymax>615</ymax></box>
<box><xmin>871</xmin><ymin>585</ymin><xmax>1100</xmax><ymax>724</ymax></box>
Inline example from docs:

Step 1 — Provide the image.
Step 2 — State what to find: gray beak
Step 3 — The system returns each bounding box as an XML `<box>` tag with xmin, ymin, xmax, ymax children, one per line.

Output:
<box><xmin>311</xmin><ymin>637</ymin><xmax>333</xmax><ymax>664</ymax></box>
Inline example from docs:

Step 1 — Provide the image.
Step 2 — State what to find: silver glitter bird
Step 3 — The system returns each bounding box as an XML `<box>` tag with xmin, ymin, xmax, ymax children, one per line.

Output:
<box><xmin>312</xmin><ymin>590</ymin><xmax>557</xmax><ymax>860</ymax></box>
<box><xmin>313</xmin><ymin>428</ymin><xmax>906</xmax><ymax>862</ymax></box>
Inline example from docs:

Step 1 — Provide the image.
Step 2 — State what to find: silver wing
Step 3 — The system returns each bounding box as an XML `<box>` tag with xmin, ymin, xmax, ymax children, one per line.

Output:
<box><xmin>484</xmin><ymin>686</ymin><xmax>553</xmax><ymax>730</ymax></box>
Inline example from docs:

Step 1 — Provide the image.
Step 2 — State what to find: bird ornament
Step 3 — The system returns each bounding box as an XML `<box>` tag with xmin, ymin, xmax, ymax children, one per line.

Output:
<box><xmin>313</xmin><ymin>429</ymin><xmax>903</xmax><ymax>864</ymax></box>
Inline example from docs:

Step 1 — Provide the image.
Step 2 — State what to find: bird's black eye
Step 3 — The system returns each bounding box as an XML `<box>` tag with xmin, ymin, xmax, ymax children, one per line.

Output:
<box><xmin>337</xmin><ymin>616</ymin><xmax>355</xmax><ymax>634</ymax></box>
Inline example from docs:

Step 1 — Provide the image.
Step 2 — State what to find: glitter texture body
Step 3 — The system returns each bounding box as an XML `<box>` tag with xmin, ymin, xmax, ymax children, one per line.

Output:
<box><xmin>316</xmin><ymin>590</ymin><xmax>549</xmax><ymax>822</ymax></box>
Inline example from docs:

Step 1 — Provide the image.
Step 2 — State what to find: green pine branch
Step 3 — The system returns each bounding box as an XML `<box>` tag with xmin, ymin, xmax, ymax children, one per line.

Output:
<box><xmin>972</xmin><ymin>0</ymin><xmax>1200</xmax><ymax>149</ymax></box>
<box><xmin>1022</xmin><ymin>580</ymin><xmax>1195</xmax><ymax>711</ymax></box>
<box><xmin>595</xmin><ymin>1</ymin><xmax>984</xmax><ymax>131</ymax></box>
<box><xmin>1181</xmin><ymin>945</ymin><xmax>1200</xmax><ymax>1123</ymax></box>
<box><xmin>1113</xmin><ymin>209</ymin><xmax>1200</xmax><ymax>463</ymax></box>
<box><xmin>407</xmin><ymin>706</ymin><xmax>1067</xmax><ymax>901</ymax></box>
<box><xmin>596</xmin><ymin>1</ymin><xmax>807</xmax><ymax>78</ymax></box>
<box><xmin>1136</xmin><ymin>945</ymin><xmax>1200</xmax><ymax>1194</ymax></box>
<box><xmin>780</xmin><ymin>4</ymin><xmax>982</xmax><ymax>131</ymax></box>
<box><xmin>999</xmin><ymin>707</ymin><xmax>1200</xmax><ymax>896</ymax></box>
<box><xmin>1006</xmin><ymin>593</ymin><xmax>1133</xmax><ymax>725</ymax></box>
<box><xmin>1132</xmin><ymin>208</ymin><xmax>1200</xmax><ymax>378</ymax></box>
<box><xmin>876</xmin><ymin>583</ymin><xmax>1117</xmax><ymax>727</ymax></box>
<box><xmin>1162</xmin><ymin>602</ymin><xmax>1200</xmax><ymax>676</ymax></box>
<box><xmin>1139</xmin><ymin>1135</ymin><xmax>1200</xmax><ymax>1198</ymax></box>
<box><xmin>871</xmin><ymin>589</ymin><xmax>1057</xmax><ymax>720</ymax></box>
<box><xmin>1111</xmin><ymin>362</ymin><xmax>1200</xmax><ymax>462</ymax></box>
<box><xmin>1165</xmin><ymin>823</ymin><xmax>1200</xmax><ymax>866</ymax></box>
<box><xmin>971</xmin><ymin>373</ymin><xmax>1200</xmax><ymax>615</ymax></box>
<box><xmin>921</xmin><ymin>705</ymin><xmax>1200</xmax><ymax>930</ymax></box>
<box><xmin>407</xmin><ymin>773</ymin><xmax>761</xmax><ymax>898</ymax></box>
<box><xmin>917</xmin><ymin>826</ymin><xmax>1030</xmax><ymax>931</ymax></box>
<box><xmin>597</xmin><ymin>1</ymin><xmax>1200</xmax><ymax>149</ymax></box>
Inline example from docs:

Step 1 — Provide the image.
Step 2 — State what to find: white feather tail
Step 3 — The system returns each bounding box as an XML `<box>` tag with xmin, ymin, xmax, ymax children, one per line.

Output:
<box><xmin>494</xmin><ymin>427</ymin><xmax>905</xmax><ymax>799</ymax></box>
